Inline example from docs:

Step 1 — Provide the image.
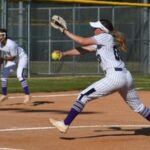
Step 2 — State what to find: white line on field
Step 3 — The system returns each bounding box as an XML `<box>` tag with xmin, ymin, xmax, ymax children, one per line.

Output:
<box><xmin>8</xmin><ymin>93</ymin><xmax>78</xmax><ymax>99</ymax></box>
<box><xmin>0</xmin><ymin>148</ymin><xmax>23</xmax><ymax>150</ymax></box>
<box><xmin>0</xmin><ymin>124</ymin><xmax>150</xmax><ymax>132</ymax></box>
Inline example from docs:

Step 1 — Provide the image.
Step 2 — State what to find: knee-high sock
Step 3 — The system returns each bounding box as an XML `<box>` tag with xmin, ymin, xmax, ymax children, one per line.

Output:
<box><xmin>2</xmin><ymin>80</ymin><xmax>7</xmax><ymax>95</ymax></box>
<box><xmin>64</xmin><ymin>88</ymin><xmax>95</xmax><ymax>125</ymax></box>
<box><xmin>139</xmin><ymin>106</ymin><xmax>150</xmax><ymax>121</ymax></box>
<box><xmin>64</xmin><ymin>101</ymin><xmax>85</xmax><ymax>125</ymax></box>
<box><xmin>20</xmin><ymin>79</ymin><xmax>30</xmax><ymax>95</ymax></box>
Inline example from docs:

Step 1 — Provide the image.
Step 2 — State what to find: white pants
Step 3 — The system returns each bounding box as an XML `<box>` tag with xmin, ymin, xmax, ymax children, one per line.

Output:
<box><xmin>1</xmin><ymin>55</ymin><xmax>28</xmax><ymax>81</ymax></box>
<box><xmin>77</xmin><ymin>68</ymin><xmax>144</xmax><ymax>113</ymax></box>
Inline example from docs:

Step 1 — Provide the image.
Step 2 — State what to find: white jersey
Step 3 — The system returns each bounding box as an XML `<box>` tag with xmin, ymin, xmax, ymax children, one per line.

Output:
<box><xmin>0</xmin><ymin>39</ymin><xmax>27</xmax><ymax>64</ymax></box>
<box><xmin>92</xmin><ymin>33</ymin><xmax>125</xmax><ymax>71</ymax></box>
<box><xmin>76</xmin><ymin>33</ymin><xmax>148</xmax><ymax>122</ymax></box>
<box><xmin>0</xmin><ymin>38</ymin><xmax>28</xmax><ymax>80</ymax></box>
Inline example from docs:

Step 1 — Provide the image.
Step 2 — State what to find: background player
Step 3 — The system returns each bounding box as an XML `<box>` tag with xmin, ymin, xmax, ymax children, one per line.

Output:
<box><xmin>49</xmin><ymin>17</ymin><xmax>150</xmax><ymax>133</ymax></box>
<box><xmin>0</xmin><ymin>28</ymin><xmax>31</xmax><ymax>104</ymax></box>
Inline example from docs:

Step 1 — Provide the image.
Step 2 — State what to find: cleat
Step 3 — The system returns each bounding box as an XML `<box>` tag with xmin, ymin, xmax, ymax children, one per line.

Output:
<box><xmin>23</xmin><ymin>95</ymin><xmax>31</xmax><ymax>104</ymax></box>
<box><xmin>0</xmin><ymin>95</ymin><xmax>8</xmax><ymax>103</ymax></box>
<box><xmin>49</xmin><ymin>118</ymin><xmax>69</xmax><ymax>133</ymax></box>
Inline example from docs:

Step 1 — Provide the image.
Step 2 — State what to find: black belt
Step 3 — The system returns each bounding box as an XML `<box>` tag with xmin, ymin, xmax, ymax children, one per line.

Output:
<box><xmin>114</xmin><ymin>68</ymin><xmax>123</xmax><ymax>71</ymax></box>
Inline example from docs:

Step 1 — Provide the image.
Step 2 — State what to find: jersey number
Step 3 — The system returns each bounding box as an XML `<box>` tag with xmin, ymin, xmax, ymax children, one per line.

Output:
<box><xmin>96</xmin><ymin>54</ymin><xmax>101</xmax><ymax>63</ymax></box>
<box><xmin>113</xmin><ymin>46</ymin><xmax>120</xmax><ymax>61</ymax></box>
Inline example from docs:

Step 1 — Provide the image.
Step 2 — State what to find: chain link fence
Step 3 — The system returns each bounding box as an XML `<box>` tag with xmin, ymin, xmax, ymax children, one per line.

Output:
<box><xmin>0</xmin><ymin>1</ymin><xmax>150</xmax><ymax>76</ymax></box>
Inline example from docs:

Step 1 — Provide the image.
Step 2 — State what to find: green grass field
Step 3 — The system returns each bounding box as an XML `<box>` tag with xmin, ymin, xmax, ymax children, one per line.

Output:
<box><xmin>4</xmin><ymin>75</ymin><xmax>150</xmax><ymax>94</ymax></box>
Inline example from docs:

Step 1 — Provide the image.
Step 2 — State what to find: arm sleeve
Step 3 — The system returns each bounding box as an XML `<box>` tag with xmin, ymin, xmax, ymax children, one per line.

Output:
<box><xmin>92</xmin><ymin>33</ymin><xmax>112</xmax><ymax>46</ymax></box>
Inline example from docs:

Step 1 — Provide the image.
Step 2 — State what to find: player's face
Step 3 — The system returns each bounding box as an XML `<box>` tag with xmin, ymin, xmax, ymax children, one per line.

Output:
<box><xmin>93</xmin><ymin>28</ymin><xmax>102</xmax><ymax>35</ymax></box>
<box><xmin>0</xmin><ymin>33</ymin><xmax>6</xmax><ymax>43</ymax></box>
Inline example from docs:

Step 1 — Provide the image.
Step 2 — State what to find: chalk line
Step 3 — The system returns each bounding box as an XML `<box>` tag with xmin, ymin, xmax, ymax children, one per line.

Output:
<box><xmin>0</xmin><ymin>124</ymin><xmax>150</xmax><ymax>132</ymax></box>
<box><xmin>8</xmin><ymin>93</ymin><xmax>78</xmax><ymax>99</ymax></box>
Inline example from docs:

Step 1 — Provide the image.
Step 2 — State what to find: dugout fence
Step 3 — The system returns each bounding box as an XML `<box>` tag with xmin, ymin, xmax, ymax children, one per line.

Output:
<box><xmin>0</xmin><ymin>0</ymin><xmax>150</xmax><ymax>76</ymax></box>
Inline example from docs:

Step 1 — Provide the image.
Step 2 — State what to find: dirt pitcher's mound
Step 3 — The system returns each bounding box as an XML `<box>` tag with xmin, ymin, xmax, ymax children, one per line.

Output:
<box><xmin>0</xmin><ymin>91</ymin><xmax>150</xmax><ymax>150</ymax></box>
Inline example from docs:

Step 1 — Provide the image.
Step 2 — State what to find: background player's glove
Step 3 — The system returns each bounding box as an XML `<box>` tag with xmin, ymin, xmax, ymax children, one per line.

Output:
<box><xmin>0</xmin><ymin>57</ymin><xmax>4</xmax><ymax>64</ymax></box>
<box><xmin>51</xmin><ymin>15</ymin><xmax>67</xmax><ymax>33</ymax></box>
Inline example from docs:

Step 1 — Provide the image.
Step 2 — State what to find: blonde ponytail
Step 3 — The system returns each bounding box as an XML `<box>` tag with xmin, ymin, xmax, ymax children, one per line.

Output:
<box><xmin>112</xmin><ymin>31</ymin><xmax>127</xmax><ymax>52</ymax></box>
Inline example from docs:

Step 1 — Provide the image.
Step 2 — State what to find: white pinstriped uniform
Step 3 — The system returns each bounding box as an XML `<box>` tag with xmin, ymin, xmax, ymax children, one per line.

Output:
<box><xmin>0</xmin><ymin>39</ymin><xmax>28</xmax><ymax>81</ymax></box>
<box><xmin>76</xmin><ymin>33</ymin><xmax>150</xmax><ymax>118</ymax></box>
<box><xmin>49</xmin><ymin>20</ymin><xmax>150</xmax><ymax>133</ymax></box>
<box><xmin>49</xmin><ymin>20</ymin><xmax>150</xmax><ymax>132</ymax></box>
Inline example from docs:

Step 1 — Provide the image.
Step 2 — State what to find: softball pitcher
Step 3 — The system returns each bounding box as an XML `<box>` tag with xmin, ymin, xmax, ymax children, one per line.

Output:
<box><xmin>0</xmin><ymin>28</ymin><xmax>31</xmax><ymax>104</ymax></box>
<box><xmin>49</xmin><ymin>17</ymin><xmax>150</xmax><ymax>133</ymax></box>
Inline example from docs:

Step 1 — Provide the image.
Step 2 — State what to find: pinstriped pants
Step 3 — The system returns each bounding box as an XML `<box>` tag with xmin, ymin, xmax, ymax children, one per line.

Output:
<box><xmin>77</xmin><ymin>68</ymin><xmax>144</xmax><ymax>113</ymax></box>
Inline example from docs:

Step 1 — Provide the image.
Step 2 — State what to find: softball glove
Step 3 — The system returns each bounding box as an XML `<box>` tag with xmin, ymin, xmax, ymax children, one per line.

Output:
<box><xmin>51</xmin><ymin>15</ymin><xmax>67</xmax><ymax>32</ymax></box>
